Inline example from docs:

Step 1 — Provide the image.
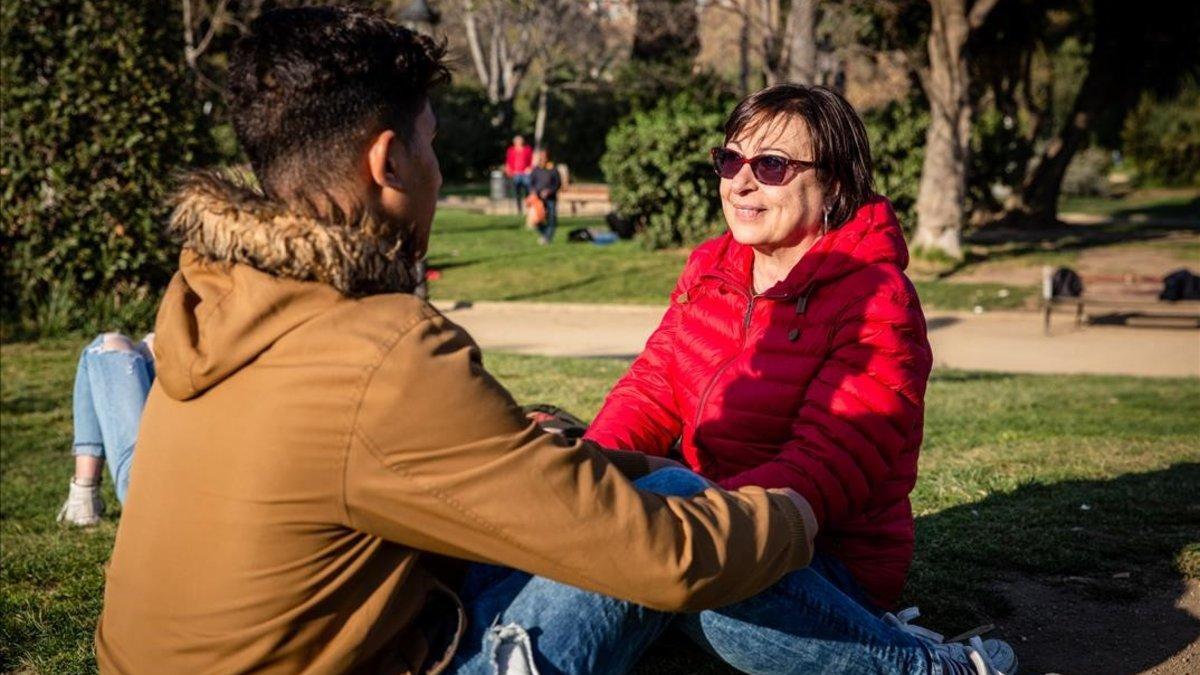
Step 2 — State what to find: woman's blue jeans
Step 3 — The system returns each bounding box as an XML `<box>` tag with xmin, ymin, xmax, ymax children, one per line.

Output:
<box><xmin>71</xmin><ymin>334</ymin><xmax>155</xmax><ymax>504</ymax></box>
<box><xmin>448</xmin><ymin>467</ymin><xmax>938</xmax><ymax>674</ymax></box>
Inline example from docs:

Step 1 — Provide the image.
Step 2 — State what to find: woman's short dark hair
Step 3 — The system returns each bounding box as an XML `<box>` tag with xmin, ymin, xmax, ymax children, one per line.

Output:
<box><xmin>228</xmin><ymin>7</ymin><xmax>449</xmax><ymax>200</ymax></box>
<box><xmin>723</xmin><ymin>85</ymin><xmax>875</xmax><ymax>229</ymax></box>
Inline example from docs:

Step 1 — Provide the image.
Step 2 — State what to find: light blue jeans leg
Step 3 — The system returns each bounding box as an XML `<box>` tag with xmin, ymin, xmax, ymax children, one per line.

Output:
<box><xmin>71</xmin><ymin>333</ymin><xmax>155</xmax><ymax>504</ymax></box>
<box><xmin>449</xmin><ymin>466</ymin><xmax>940</xmax><ymax>674</ymax></box>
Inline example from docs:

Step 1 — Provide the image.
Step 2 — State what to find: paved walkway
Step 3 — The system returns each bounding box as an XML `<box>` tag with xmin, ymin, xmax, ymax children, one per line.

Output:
<box><xmin>432</xmin><ymin>301</ymin><xmax>1200</xmax><ymax>378</ymax></box>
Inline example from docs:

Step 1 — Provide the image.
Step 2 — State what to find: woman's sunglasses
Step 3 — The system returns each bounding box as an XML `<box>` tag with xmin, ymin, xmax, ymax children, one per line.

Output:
<box><xmin>710</xmin><ymin>147</ymin><xmax>817</xmax><ymax>186</ymax></box>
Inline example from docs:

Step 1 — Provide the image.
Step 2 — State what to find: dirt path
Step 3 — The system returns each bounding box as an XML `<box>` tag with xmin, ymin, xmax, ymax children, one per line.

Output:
<box><xmin>432</xmin><ymin>301</ymin><xmax>1200</xmax><ymax>378</ymax></box>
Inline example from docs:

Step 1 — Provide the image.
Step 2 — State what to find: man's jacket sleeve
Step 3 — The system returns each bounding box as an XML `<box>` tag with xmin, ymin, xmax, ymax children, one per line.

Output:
<box><xmin>344</xmin><ymin>312</ymin><xmax>813</xmax><ymax>613</ymax></box>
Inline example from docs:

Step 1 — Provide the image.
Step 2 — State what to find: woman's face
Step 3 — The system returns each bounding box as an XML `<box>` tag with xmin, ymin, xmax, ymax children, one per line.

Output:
<box><xmin>719</xmin><ymin>114</ymin><xmax>827</xmax><ymax>251</ymax></box>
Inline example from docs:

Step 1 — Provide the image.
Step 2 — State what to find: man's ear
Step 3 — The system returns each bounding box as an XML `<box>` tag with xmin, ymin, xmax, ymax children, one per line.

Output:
<box><xmin>367</xmin><ymin>129</ymin><xmax>405</xmax><ymax>191</ymax></box>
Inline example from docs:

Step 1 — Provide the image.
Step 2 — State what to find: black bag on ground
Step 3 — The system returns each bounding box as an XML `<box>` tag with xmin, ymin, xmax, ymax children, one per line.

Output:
<box><xmin>1051</xmin><ymin>267</ymin><xmax>1084</xmax><ymax>298</ymax></box>
<box><xmin>606</xmin><ymin>212</ymin><xmax>637</xmax><ymax>240</ymax></box>
<box><xmin>1161</xmin><ymin>268</ymin><xmax>1200</xmax><ymax>301</ymax></box>
<box><xmin>567</xmin><ymin>227</ymin><xmax>594</xmax><ymax>243</ymax></box>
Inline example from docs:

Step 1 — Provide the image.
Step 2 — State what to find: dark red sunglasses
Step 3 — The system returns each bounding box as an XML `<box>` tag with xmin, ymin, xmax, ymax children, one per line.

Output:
<box><xmin>710</xmin><ymin>147</ymin><xmax>817</xmax><ymax>186</ymax></box>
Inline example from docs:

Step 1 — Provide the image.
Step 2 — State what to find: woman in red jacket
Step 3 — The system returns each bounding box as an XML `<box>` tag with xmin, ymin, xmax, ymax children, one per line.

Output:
<box><xmin>585</xmin><ymin>85</ymin><xmax>1016</xmax><ymax>674</ymax></box>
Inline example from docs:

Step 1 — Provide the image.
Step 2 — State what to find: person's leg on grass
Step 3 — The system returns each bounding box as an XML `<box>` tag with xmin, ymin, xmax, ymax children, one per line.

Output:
<box><xmin>541</xmin><ymin>198</ymin><xmax>557</xmax><ymax>243</ymax></box>
<box><xmin>84</xmin><ymin>333</ymin><xmax>155</xmax><ymax>504</ymax></box>
<box><xmin>59</xmin><ymin>335</ymin><xmax>109</xmax><ymax>526</ymax></box>
<box><xmin>514</xmin><ymin>174</ymin><xmax>530</xmax><ymax>214</ymax></box>
<box><xmin>448</xmin><ymin>468</ymin><xmax>710</xmax><ymax>675</ymax></box>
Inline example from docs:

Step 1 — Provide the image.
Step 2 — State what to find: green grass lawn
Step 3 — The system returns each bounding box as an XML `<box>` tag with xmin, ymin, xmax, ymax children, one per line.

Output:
<box><xmin>3</xmin><ymin>340</ymin><xmax>1198</xmax><ymax>673</ymax></box>
<box><xmin>1059</xmin><ymin>187</ymin><xmax>1200</xmax><ymax>219</ymax></box>
<box><xmin>426</xmin><ymin>208</ymin><xmax>1035</xmax><ymax>311</ymax></box>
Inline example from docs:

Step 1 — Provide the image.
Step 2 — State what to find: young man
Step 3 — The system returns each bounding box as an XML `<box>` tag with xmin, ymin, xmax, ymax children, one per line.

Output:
<box><xmin>528</xmin><ymin>149</ymin><xmax>562</xmax><ymax>245</ymax></box>
<box><xmin>95</xmin><ymin>8</ymin><xmax>816</xmax><ymax>674</ymax></box>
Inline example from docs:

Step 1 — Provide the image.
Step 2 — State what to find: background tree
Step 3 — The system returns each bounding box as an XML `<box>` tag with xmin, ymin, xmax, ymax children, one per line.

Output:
<box><xmin>1010</xmin><ymin>0</ymin><xmax>1200</xmax><ymax>225</ymax></box>
<box><xmin>909</xmin><ymin>0</ymin><xmax>1000</xmax><ymax>259</ymax></box>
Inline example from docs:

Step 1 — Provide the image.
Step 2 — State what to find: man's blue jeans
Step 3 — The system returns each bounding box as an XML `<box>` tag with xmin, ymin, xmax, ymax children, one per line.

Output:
<box><xmin>71</xmin><ymin>334</ymin><xmax>155</xmax><ymax>504</ymax></box>
<box><xmin>449</xmin><ymin>467</ymin><xmax>938</xmax><ymax>674</ymax></box>
<box><xmin>537</xmin><ymin>198</ymin><xmax>557</xmax><ymax>243</ymax></box>
<box><xmin>512</xmin><ymin>173</ymin><xmax>531</xmax><ymax>213</ymax></box>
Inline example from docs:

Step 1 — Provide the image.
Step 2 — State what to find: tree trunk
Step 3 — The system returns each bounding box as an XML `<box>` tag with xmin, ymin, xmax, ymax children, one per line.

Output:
<box><xmin>739</xmin><ymin>6</ymin><xmax>751</xmax><ymax>94</ymax></box>
<box><xmin>1015</xmin><ymin>0</ymin><xmax>1134</xmax><ymax>226</ymax></box>
<box><xmin>760</xmin><ymin>0</ymin><xmax>782</xmax><ymax>86</ymax></box>
<box><xmin>912</xmin><ymin>0</ymin><xmax>973</xmax><ymax>259</ymax></box>
<box><xmin>533</xmin><ymin>81</ymin><xmax>549</xmax><ymax>150</ymax></box>
<box><xmin>786</xmin><ymin>0</ymin><xmax>819</xmax><ymax>84</ymax></box>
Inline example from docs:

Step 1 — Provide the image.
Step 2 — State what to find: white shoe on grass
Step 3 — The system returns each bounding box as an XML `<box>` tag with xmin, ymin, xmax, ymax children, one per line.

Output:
<box><xmin>883</xmin><ymin>606</ymin><xmax>1018</xmax><ymax>674</ymax></box>
<box><xmin>56</xmin><ymin>479</ymin><xmax>104</xmax><ymax>526</ymax></box>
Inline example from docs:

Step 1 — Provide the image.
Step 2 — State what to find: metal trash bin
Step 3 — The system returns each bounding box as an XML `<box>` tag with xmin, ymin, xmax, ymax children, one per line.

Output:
<box><xmin>489</xmin><ymin>169</ymin><xmax>507</xmax><ymax>201</ymax></box>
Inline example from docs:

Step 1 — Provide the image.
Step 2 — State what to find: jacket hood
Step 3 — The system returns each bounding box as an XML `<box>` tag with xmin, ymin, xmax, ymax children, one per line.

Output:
<box><xmin>704</xmin><ymin>196</ymin><xmax>909</xmax><ymax>296</ymax></box>
<box><xmin>153</xmin><ymin>171</ymin><xmax>417</xmax><ymax>401</ymax></box>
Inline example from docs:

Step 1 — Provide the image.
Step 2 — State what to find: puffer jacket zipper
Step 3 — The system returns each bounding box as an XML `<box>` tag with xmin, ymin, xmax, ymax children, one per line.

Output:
<box><xmin>689</xmin><ymin>271</ymin><xmax>799</xmax><ymax>471</ymax></box>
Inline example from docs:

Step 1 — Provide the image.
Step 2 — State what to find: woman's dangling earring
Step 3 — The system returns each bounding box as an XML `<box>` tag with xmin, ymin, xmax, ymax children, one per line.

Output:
<box><xmin>821</xmin><ymin>205</ymin><xmax>831</xmax><ymax>236</ymax></box>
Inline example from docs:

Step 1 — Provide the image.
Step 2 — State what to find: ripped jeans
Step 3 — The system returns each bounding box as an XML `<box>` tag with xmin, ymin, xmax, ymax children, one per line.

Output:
<box><xmin>448</xmin><ymin>468</ymin><xmax>937</xmax><ymax>675</ymax></box>
<box><xmin>71</xmin><ymin>333</ymin><xmax>155</xmax><ymax>504</ymax></box>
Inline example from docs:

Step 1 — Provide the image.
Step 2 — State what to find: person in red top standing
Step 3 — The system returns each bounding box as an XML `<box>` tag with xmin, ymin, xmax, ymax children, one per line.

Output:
<box><xmin>505</xmin><ymin>134</ymin><xmax>534</xmax><ymax>214</ymax></box>
<box><xmin>584</xmin><ymin>84</ymin><xmax>1019</xmax><ymax>675</ymax></box>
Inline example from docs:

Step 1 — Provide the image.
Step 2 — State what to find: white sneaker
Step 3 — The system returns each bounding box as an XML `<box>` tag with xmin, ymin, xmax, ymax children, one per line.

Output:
<box><xmin>883</xmin><ymin>606</ymin><xmax>1018</xmax><ymax>674</ymax></box>
<box><xmin>56</xmin><ymin>479</ymin><xmax>104</xmax><ymax>526</ymax></box>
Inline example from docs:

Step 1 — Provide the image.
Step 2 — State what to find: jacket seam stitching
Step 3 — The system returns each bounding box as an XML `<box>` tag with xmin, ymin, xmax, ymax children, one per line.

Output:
<box><xmin>342</xmin><ymin>303</ymin><xmax>440</xmax><ymax>529</ymax></box>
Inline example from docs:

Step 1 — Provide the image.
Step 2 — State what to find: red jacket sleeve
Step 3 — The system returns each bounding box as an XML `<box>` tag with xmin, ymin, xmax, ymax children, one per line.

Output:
<box><xmin>585</xmin><ymin>281</ymin><xmax>692</xmax><ymax>456</ymax></box>
<box><xmin>717</xmin><ymin>278</ymin><xmax>932</xmax><ymax>528</ymax></box>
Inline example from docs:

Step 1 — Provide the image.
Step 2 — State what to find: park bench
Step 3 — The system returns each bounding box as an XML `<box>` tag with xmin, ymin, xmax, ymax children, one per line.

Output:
<box><xmin>558</xmin><ymin>183</ymin><xmax>611</xmax><ymax>216</ymax></box>
<box><xmin>1041</xmin><ymin>265</ymin><xmax>1200</xmax><ymax>334</ymax></box>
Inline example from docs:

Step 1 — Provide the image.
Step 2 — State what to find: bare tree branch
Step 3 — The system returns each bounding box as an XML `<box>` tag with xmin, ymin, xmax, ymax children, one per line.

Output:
<box><xmin>967</xmin><ymin>0</ymin><xmax>1001</xmax><ymax>30</ymax></box>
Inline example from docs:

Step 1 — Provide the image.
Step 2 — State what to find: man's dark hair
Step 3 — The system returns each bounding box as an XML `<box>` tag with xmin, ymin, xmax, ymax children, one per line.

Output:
<box><xmin>723</xmin><ymin>85</ymin><xmax>876</xmax><ymax>229</ymax></box>
<box><xmin>228</xmin><ymin>7</ymin><xmax>449</xmax><ymax>201</ymax></box>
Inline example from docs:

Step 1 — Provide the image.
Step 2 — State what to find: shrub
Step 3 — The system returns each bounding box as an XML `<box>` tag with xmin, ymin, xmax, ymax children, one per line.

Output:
<box><xmin>1121</xmin><ymin>79</ymin><xmax>1200</xmax><ymax>187</ymax></box>
<box><xmin>1</xmin><ymin>0</ymin><xmax>209</xmax><ymax>337</ymax></box>
<box><xmin>1061</xmin><ymin>147</ymin><xmax>1114</xmax><ymax>197</ymax></box>
<box><xmin>970</xmin><ymin>104</ymin><xmax>1035</xmax><ymax>213</ymax></box>
<box><xmin>601</xmin><ymin>96</ymin><xmax>726</xmax><ymax>249</ymax></box>
<box><xmin>862</xmin><ymin>96</ymin><xmax>927</xmax><ymax>233</ymax></box>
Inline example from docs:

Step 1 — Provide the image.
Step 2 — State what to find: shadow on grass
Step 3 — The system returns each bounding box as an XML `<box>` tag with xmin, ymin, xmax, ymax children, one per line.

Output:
<box><xmin>635</xmin><ymin>464</ymin><xmax>1200</xmax><ymax>674</ymax></box>
<box><xmin>933</xmin><ymin>206</ymin><xmax>1200</xmax><ymax>280</ymax></box>
<box><xmin>1109</xmin><ymin>196</ymin><xmax>1200</xmax><ymax>221</ymax></box>
<box><xmin>908</xmin><ymin>463</ymin><xmax>1199</xmax><ymax>674</ymax></box>
<box><xmin>500</xmin><ymin>275</ymin><xmax>605</xmax><ymax>302</ymax></box>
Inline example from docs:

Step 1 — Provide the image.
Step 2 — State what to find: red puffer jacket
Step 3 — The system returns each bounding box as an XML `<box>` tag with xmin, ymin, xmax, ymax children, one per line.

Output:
<box><xmin>586</xmin><ymin>197</ymin><xmax>932</xmax><ymax>609</ymax></box>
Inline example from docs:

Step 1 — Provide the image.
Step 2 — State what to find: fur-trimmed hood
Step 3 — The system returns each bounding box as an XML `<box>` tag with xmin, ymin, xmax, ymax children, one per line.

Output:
<box><xmin>169</xmin><ymin>170</ymin><xmax>417</xmax><ymax>296</ymax></box>
<box><xmin>152</xmin><ymin>171</ymin><xmax>422</xmax><ymax>401</ymax></box>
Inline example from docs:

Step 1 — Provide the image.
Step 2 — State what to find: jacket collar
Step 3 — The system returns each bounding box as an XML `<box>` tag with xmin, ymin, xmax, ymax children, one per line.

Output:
<box><xmin>168</xmin><ymin>170</ymin><xmax>418</xmax><ymax>297</ymax></box>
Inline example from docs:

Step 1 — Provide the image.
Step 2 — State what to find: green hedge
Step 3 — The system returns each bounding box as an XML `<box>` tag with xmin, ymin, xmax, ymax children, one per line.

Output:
<box><xmin>863</xmin><ymin>96</ymin><xmax>928</xmax><ymax>234</ymax></box>
<box><xmin>601</xmin><ymin>96</ymin><xmax>726</xmax><ymax>249</ymax></box>
<box><xmin>1</xmin><ymin>0</ymin><xmax>208</xmax><ymax>337</ymax></box>
<box><xmin>1122</xmin><ymin>78</ymin><xmax>1200</xmax><ymax>187</ymax></box>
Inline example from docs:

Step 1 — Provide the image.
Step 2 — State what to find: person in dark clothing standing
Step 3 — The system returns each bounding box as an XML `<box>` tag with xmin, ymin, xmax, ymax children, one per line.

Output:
<box><xmin>529</xmin><ymin>149</ymin><xmax>562</xmax><ymax>244</ymax></box>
